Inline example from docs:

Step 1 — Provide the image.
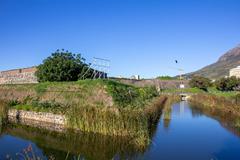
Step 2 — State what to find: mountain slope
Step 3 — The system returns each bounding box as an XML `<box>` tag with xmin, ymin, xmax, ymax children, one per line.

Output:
<box><xmin>188</xmin><ymin>44</ymin><xmax>240</xmax><ymax>79</ymax></box>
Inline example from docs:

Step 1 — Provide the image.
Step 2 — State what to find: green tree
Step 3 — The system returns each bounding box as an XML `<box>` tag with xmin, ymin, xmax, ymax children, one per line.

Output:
<box><xmin>215</xmin><ymin>76</ymin><xmax>240</xmax><ymax>91</ymax></box>
<box><xmin>189</xmin><ymin>76</ymin><xmax>211</xmax><ymax>91</ymax></box>
<box><xmin>36</xmin><ymin>49</ymin><xmax>91</xmax><ymax>82</ymax></box>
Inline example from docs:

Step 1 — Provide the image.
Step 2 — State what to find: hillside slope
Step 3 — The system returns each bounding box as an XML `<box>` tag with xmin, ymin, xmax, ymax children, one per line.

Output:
<box><xmin>189</xmin><ymin>44</ymin><xmax>240</xmax><ymax>79</ymax></box>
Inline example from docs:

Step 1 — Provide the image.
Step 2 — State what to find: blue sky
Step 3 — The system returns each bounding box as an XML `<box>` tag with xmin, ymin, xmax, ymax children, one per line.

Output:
<box><xmin>0</xmin><ymin>0</ymin><xmax>240</xmax><ymax>78</ymax></box>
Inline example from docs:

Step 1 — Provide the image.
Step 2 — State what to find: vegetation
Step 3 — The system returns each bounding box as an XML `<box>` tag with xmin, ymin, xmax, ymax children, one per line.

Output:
<box><xmin>5</xmin><ymin>123</ymin><xmax>144</xmax><ymax>160</ymax></box>
<box><xmin>65</xmin><ymin>95</ymin><xmax>171</xmax><ymax>148</ymax></box>
<box><xmin>106</xmin><ymin>80</ymin><xmax>158</xmax><ymax>108</ymax></box>
<box><xmin>35</xmin><ymin>49</ymin><xmax>95</xmax><ymax>82</ymax></box>
<box><xmin>215</xmin><ymin>76</ymin><xmax>240</xmax><ymax>91</ymax></box>
<box><xmin>189</xmin><ymin>76</ymin><xmax>211</xmax><ymax>91</ymax></box>
<box><xmin>0</xmin><ymin>79</ymin><xmax>171</xmax><ymax>148</ymax></box>
<box><xmin>2</xmin><ymin>80</ymin><xmax>159</xmax><ymax>110</ymax></box>
<box><xmin>189</xmin><ymin>93</ymin><xmax>240</xmax><ymax>129</ymax></box>
<box><xmin>0</xmin><ymin>101</ymin><xmax>8</xmax><ymax>131</ymax></box>
<box><xmin>156</xmin><ymin>76</ymin><xmax>176</xmax><ymax>80</ymax></box>
<box><xmin>6</xmin><ymin>144</ymin><xmax>72</xmax><ymax>160</ymax></box>
<box><xmin>161</xmin><ymin>87</ymin><xmax>204</xmax><ymax>94</ymax></box>
<box><xmin>207</xmin><ymin>87</ymin><xmax>239</xmax><ymax>98</ymax></box>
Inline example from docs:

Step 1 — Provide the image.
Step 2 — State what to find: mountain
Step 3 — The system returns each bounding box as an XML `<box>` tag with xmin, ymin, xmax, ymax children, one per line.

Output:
<box><xmin>188</xmin><ymin>44</ymin><xmax>240</xmax><ymax>79</ymax></box>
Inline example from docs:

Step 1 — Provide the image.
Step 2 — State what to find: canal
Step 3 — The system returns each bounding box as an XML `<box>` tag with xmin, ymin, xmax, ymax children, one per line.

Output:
<box><xmin>1</xmin><ymin>102</ymin><xmax>240</xmax><ymax>160</ymax></box>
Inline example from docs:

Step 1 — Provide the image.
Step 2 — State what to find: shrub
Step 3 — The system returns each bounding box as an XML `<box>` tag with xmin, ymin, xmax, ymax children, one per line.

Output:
<box><xmin>189</xmin><ymin>76</ymin><xmax>211</xmax><ymax>91</ymax></box>
<box><xmin>35</xmin><ymin>49</ymin><xmax>94</xmax><ymax>82</ymax></box>
<box><xmin>215</xmin><ymin>76</ymin><xmax>240</xmax><ymax>91</ymax></box>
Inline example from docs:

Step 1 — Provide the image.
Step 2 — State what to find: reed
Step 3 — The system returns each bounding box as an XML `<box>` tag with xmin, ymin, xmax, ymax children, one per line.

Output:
<box><xmin>189</xmin><ymin>93</ymin><xmax>240</xmax><ymax>129</ymax></box>
<box><xmin>65</xmin><ymin>96</ymin><xmax>171</xmax><ymax>149</ymax></box>
<box><xmin>189</xmin><ymin>93</ymin><xmax>240</xmax><ymax>115</ymax></box>
<box><xmin>0</xmin><ymin>101</ymin><xmax>9</xmax><ymax>131</ymax></box>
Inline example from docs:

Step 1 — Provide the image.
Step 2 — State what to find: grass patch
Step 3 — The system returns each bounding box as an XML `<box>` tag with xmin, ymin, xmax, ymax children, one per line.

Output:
<box><xmin>105</xmin><ymin>80</ymin><xmax>158</xmax><ymax>108</ymax></box>
<box><xmin>208</xmin><ymin>87</ymin><xmax>239</xmax><ymax>98</ymax></box>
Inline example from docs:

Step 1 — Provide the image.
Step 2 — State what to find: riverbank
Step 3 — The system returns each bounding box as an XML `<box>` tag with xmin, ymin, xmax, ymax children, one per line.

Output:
<box><xmin>189</xmin><ymin>93</ymin><xmax>240</xmax><ymax>129</ymax></box>
<box><xmin>0</xmin><ymin>79</ymin><xmax>178</xmax><ymax>149</ymax></box>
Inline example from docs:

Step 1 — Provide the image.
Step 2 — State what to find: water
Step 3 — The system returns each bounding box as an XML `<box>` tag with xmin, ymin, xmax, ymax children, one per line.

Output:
<box><xmin>1</xmin><ymin>102</ymin><xmax>240</xmax><ymax>160</ymax></box>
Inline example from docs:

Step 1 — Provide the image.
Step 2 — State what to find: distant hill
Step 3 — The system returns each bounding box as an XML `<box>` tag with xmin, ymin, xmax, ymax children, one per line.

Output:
<box><xmin>187</xmin><ymin>44</ymin><xmax>240</xmax><ymax>79</ymax></box>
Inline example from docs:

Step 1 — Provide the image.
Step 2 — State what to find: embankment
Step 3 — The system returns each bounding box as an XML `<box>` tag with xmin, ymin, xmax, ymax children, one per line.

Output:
<box><xmin>189</xmin><ymin>93</ymin><xmax>240</xmax><ymax>129</ymax></box>
<box><xmin>0</xmin><ymin>79</ymin><xmax>178</xmax><ymax>148</ymax></box>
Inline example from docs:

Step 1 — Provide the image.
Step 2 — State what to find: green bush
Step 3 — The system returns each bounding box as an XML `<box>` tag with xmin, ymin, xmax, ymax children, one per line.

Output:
<box><xmin>35</xmin><ymin>49</ymin><xmax>94</xmax><ymax>82</ymax></box>
<box><xmin>215</xmin><ymin>76</ymin><xmax>240</xmax><ymax>91</ymax></box>
<box><xmin>189</xmin><ymin>76</ymin><xmax>211</xmax><ymax>91</ymax></box>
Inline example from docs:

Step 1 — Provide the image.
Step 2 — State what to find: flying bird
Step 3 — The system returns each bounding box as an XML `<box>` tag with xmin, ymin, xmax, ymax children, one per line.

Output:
<box><xmin>175</xmin><ymin>60</ymin><xmax>178</xmax><ymax>64</ymax></box>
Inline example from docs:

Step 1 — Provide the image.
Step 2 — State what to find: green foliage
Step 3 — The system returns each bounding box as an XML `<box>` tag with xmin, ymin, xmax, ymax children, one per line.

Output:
<box><xmin>35</xmin><ymin>49</ymin><xmax>93</xmax><ymax>82</ymax></box>
<box><xmin>8</xmin><ymin>99</ymin><xmax>21</xmax><ymax>106</ymax></box>
<box><xmin>106</xmin><ymin>80</ymin><xmax>158</xmax><ymax>108</ymax></box>
<box><xmin>156</xmin><ymin>76</ymin><xmax>175</xmax><ymax>80</ymax></box>
<box><xmin>12</xmin><ymin>100</ymin><xmax>66</xmax><ymax>114</ymax></box>
<box><xmin>215</xmin><ymin>76</ymin><xmax>240</xmax><ymax>91</ymax></box>
<box><xmin>189</xmin><ymin>76</ymin><xmax>211</xmax><ymax>91</ymax></box>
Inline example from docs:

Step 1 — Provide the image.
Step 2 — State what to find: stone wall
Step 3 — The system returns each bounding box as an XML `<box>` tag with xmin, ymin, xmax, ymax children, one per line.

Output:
<box><xmin>0</xmin><ymin>67</ymin><xmax>38</xmax><ymax>84</ymax></box>
<box><xmin>113</xmin><ymin>78</ymin><xmax>189</xmax><ymax>89</ymax></box>
<box><xmin>8</xmin><ymin>109</ymin><xmax>66</xmax><ymax>132</ymax></box>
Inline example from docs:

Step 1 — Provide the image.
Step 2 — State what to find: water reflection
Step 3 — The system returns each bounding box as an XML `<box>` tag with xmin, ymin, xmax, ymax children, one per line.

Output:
<box><xmin>1</xmin><ymin>123</ymin><xmax>149</xmax><ymax>160</ymax></box>
<box><xmin>189</xmin><ymin>103</ymin><xmax>240</xmax><ymax>137</ymax></box>
<box><xmin>1</xmin><ymin>102</ymin><xmax>240</xmax><ymax>160</ymax></box>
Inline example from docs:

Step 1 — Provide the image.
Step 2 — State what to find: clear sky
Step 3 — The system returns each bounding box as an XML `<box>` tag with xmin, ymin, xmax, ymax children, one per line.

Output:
<box><xmin>0</xmin><ymin>0</ymin><xmax>240</xmax><ymax>78</ymax></box>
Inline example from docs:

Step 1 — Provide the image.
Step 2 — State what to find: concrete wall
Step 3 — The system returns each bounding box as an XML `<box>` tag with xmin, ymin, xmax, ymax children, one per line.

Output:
<box><xmin>0</xmin><ymin>67</ymin><xmax>38</xmax><ymax>84</ymax></box>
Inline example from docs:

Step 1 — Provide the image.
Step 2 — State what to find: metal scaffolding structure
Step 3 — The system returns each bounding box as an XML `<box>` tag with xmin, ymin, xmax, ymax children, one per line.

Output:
<box><xmin>92</xmin><ymin>57</ymin><xmax>110</xmax><ymax>79</ymax></box>
<box><xmin>79</xmin><ymin>57</ymin><xmax>110</xmax><ymax>80</ymax></box>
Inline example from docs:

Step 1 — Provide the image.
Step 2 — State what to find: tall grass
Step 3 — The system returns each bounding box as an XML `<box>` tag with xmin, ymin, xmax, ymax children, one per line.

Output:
<box><xmin>0</xmin><ymin>101</ymin><xmax>9</xmax><ymax>133</ymax></box>
<box><xmin>66</xmin><ymin>95</ymin><xmax>172</xmax><ymax>149</ymax></box>
<box><xmin>189</xmin><ymin>93</ymin><xmax>240</xmax><ymax>129</ymax></box>
<box><xmin>4</xmin><ymin>97</ymin><xmax>178</xmax><ymax>149</ymax></box>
